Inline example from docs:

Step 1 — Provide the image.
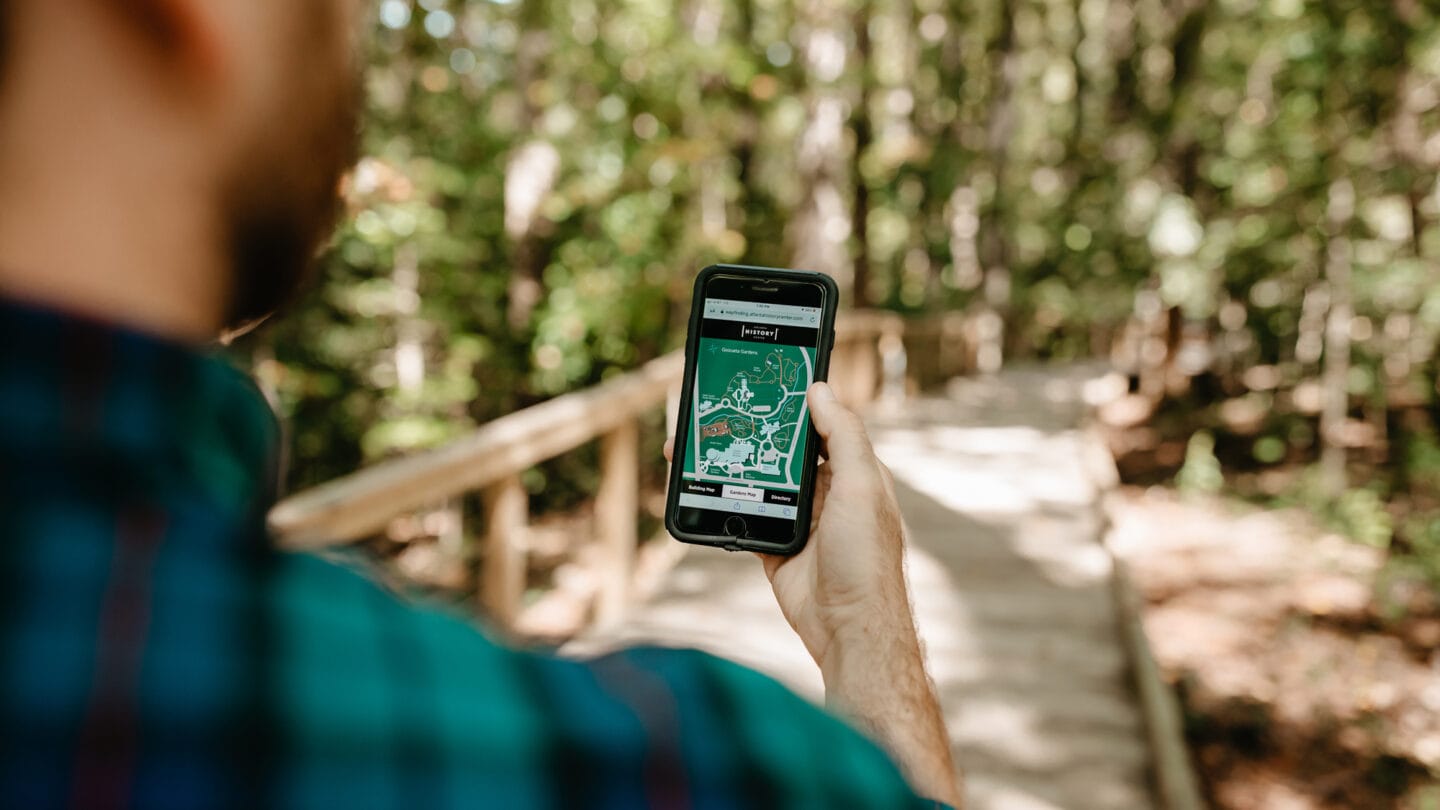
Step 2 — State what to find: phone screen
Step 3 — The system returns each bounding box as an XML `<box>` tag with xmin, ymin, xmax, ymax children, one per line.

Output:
<box><xmin>674</xmin><ymin>275</ymin><xmax>826</xmax><ymax>542</ymax></box>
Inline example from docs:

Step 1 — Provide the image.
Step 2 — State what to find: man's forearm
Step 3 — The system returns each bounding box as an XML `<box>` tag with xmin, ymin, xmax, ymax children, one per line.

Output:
<box><xmin>821</xmin><ymin>613</ymin><xmax>962</xmax><ymax>807</ymax></box>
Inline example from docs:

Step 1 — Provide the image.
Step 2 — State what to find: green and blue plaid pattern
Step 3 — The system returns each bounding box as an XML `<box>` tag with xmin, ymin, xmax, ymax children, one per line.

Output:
<box><xmin>0</xmin><ymin>298</ymin><xmax>944</xmax><ymax>809</ymax></box>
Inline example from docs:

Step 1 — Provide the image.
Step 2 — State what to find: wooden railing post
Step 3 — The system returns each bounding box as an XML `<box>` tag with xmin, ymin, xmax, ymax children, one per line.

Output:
<box><xmin>852</xmin><ymin>323</ymin><xmax>880</xmax><ymax>407</ymax></box>
<box><xmin>481</xmin><ymin>475</ymin><xmax>527</xmax><ymax>625</ymax></box>
<box><xmin>666</xmin><ymin>382</ymin><xmax>681</xmax><ymax>437</ymax></box>
<box><xmin>940</xmin><ymin>312</ymin><xmax>968</xmax><ymax>380</ymax></box>
<box><xmin>880</xmin><ymin>318</ymin><xmax>907</xmax><ymax>402</ymax></box>
<box><xmin>829</xmin><ymin>339</ymin><xmax>851</xmax><ymax>404</ymax></box>
<box><xmin>594</xmin><ymin>419</ymin><xmax>639</xmax><ymax>626</ymax></box>
<box><xmin>269</xmin><ymin>315</ymin><xmax>968</xmax><ymax>635</ymax></box>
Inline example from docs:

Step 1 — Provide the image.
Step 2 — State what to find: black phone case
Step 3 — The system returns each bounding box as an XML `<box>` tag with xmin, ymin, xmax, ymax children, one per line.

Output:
<box><xmin>663</xmin><ymin>264</ymin><xmax>840</xmax><ymax>556</ymax></box>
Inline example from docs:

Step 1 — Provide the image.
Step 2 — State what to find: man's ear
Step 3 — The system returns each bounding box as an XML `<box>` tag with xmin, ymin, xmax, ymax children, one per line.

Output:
<box><xmin>110</xmin><ymin>0</ymin><xmax>224</xmax><ymax>82</ymax></box>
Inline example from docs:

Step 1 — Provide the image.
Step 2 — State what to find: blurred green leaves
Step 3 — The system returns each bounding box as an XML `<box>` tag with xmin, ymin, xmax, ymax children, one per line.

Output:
<box><xmin>224</xmin><ymin>0</ymin><xmax>1440</xmax><ymax>549</ymax></box>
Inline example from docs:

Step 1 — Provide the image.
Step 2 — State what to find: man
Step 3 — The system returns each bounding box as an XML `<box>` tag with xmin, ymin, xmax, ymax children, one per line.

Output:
<box><xmin>0</xmin><ymin>2</ymin><xmax>962</xmax><ymax>807</ymax></box>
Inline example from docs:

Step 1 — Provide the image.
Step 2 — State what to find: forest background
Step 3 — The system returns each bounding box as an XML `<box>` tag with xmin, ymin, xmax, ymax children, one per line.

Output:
<box><xmin>234</xmin><ymin>0</ymin><xmax>1440</xmax><ymax>590</ymax></box>
<box><xmin>226</xmin><ymin>0</ymin><xmax>1440</xmax><ymax>803</ymax></box>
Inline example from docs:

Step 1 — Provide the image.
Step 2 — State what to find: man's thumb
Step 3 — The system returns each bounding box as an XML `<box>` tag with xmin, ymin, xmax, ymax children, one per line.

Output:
<box><xmin>807</xmin><ymin>382</ymin><xmax>868</xmax><ymax>463</ymax></box>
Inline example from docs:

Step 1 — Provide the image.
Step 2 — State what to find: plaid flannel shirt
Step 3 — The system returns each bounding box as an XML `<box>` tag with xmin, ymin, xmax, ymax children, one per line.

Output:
<box><xmin>0</xmin><ymin>298</ymin><xmax>946</xmax><ymax>809</ymax></box>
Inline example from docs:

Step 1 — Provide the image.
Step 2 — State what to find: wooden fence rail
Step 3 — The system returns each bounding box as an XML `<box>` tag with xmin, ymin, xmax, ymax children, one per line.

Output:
<box><xmin>269</xmin><ymin>310</ymin><xmax>965</xmax><ymax>626</ymax></box>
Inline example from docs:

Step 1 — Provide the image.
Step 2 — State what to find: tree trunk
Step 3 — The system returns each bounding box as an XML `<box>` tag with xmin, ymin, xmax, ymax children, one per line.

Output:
<box><xmin>976</xmin><ymin>2</ymin><xmax>1017</xmax><ymax>374</ymax></box>
<box><xmin>504</xmin><ymin>2</ymin><xmax>557</xmax><ymax>330</ymax></box>
<box><xmin>788</xmin><ymin>0</ymin><xmax>854</xmax><ymax>292</ymax></box>
<box><xmin>850</xmin><ymin>3</ymin><xmax>873</xmax><ymax>307</ymax></box>
<box><xmin>1320</xmin><ymin>179</ymin><xmax>1355</xmax><ymax>497</ymax></box>
<box><xmin>393</xmin><ymin>243</ymin><xmax>424</xmax><ymax>396</ymax></box>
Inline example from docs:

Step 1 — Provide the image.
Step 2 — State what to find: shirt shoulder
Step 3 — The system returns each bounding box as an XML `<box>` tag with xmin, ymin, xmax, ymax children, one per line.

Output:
<box><xmin>266</xmin><ymin>552</ymin><xmax>943</xmax><ymax>809</ymax></box>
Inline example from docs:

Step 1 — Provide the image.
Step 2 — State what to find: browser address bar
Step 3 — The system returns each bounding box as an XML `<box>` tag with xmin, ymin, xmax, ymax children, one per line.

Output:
<box><xmin>703</xmin><ymin>299</ymin><xmax>822</xmax><ymax>326</ymax></box>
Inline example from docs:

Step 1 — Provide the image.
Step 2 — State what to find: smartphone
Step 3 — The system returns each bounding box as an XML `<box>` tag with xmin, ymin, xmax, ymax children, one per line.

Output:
<box><xmin>665</xmin><ymin>264</ymin><xmax>839</xmax><ymax>555</ymax></box>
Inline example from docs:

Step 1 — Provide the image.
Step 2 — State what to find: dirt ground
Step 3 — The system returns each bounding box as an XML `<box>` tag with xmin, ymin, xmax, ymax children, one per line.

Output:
<box><xmin>1105</xmin><ymin>487</ymin><xmax>1440</xmax><ymax>809</ymax></box>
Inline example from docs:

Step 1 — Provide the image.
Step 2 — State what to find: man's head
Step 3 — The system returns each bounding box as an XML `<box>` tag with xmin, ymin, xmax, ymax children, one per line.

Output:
<box><xmin>0</xmin><ymin>0</ymin><xmax>364</xmax><ymax>335</ymax></box>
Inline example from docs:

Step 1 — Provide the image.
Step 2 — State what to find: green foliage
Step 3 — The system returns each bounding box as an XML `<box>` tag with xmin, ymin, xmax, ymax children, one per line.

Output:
<box><xmin>1280</xmin><ymin>465</ymin><xmax>1394</xmax><ymax>549</ymax></box>
<box><xmin>225</xmin><ymin>0</ymin><xmax>1440</xmax><ymax>561</ymax></box>
<box><xmin>1394</xmin><ymin>514</ymin><xmax>1440</xmax><ymax>586</ymax></box>
<box><xmin>1334</xmin><ymin>488</ymin><xmax>1394</xmax><ymax>549</ymax></box>
<box><xmin>1252</xmin><ymin>435</ymin><xmax>1288</xmax><ymax>465</ymax></box>
<box><xmin>1178</xmin><ymin>431</ymin><xmax>1224</xmax><ymax>495</ymax></box>
<box><xmin>1378</xmin><ymin>512</ymin><xmax>1440</xmax><ymax>619</ymax></box>
<box><xmin>1404</xmin><ymin>429</ymin><xmax>1440</xmax><ymax>493</ymax></box>
<box><xmin>1410</xmin><ymin>784</ymin><xmax>1440</xmax><ymax>810</ymax></box>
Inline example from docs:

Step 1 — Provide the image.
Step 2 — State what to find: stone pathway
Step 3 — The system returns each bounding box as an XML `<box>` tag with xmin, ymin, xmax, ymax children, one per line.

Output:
<box><xmin>574</xmin><ymin>366</ymin><xmax>1155</xmax><ymax>810</ymax></box>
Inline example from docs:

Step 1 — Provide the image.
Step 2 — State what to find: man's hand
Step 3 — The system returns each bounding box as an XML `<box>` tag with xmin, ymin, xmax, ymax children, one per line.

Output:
<box><xmin>760</xmin><ymin>382</ymin><xmax>910</xmax><ymax>667</ymax></box>
<box><xmin>665</xmin><ymin>382</ymin><xmax>962</xmax><ymax>807</ymax></box>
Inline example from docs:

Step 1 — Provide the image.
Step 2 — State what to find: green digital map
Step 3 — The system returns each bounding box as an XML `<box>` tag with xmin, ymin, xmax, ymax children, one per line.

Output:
<box><xmin>683</xmin><ymin>338</ymin><xmax>816</xmax><ymax>490</ymax></box>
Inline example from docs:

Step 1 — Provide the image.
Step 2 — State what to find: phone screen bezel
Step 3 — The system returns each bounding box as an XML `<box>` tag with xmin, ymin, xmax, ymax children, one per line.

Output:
<box><xmin>666</xmin><ymin>265</ymin><xmax>836</xmax><ymax>554</ymax></box>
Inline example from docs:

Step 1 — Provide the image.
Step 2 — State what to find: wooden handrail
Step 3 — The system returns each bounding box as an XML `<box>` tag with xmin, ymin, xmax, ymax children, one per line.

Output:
<box><xmin>268</xmin><ymin>309</ymin><xmax>953</xmax><ymax>628</ymax></box>
<box><xmin>270</xmin><ymin>350</ymin><xmax>685</xmax><ymax>548</ymax></box>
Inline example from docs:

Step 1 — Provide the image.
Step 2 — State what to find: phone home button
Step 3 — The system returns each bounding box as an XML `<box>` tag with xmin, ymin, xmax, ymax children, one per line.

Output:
<box><xmin>723</xmin><ymin>516</ymin><xmax>747</xmax><ymax>537</ymax></box>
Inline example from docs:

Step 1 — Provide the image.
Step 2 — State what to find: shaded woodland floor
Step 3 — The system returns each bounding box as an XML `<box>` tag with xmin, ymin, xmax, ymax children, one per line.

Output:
<box><xmin>1106</xmin><ymin>487</ymin><xmax>1440</xmax><ymax>810</ymax></box>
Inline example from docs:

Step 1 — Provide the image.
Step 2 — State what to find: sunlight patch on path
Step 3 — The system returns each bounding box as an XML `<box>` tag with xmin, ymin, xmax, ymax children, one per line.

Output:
<box><xmin>577</xmin><ymin>365</ymin><xmax>1155</xmax><ymax>810</ymax></box>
